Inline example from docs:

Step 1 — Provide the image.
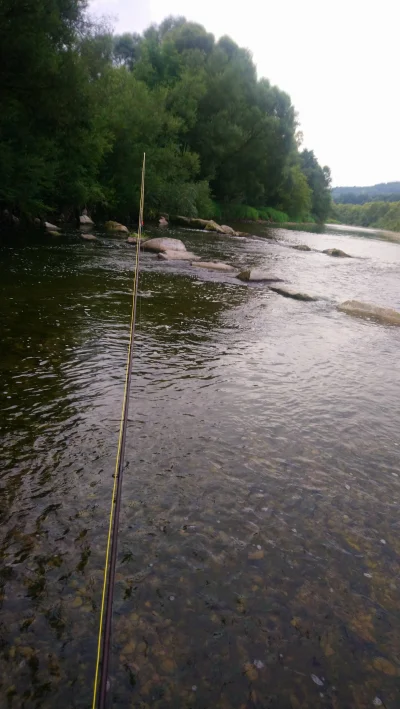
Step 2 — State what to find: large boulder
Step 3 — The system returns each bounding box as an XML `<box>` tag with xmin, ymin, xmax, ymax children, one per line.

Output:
<box><xmin>323</xmin><ymin>248</ymin><xmax>351</xmax><ymax>257</ymax></box>
<box><xmin>238</xmin><ymin>269</ymin><xmax>284</xmax><ymax>283</ymax></box>
<box><xmin>105</xmin><ymin>221</ymin><xmax>129</xmax><ymax>233</ymax></box>
<box><xmin>269</xmin><ymin>286</ymin><xmax>318</xmax><ymax>301</ymax></box>
<box><xmin>204</xmin><ymin>220</ymin><xmax>226</xmax><ymax>234</ymax></box>
<box><xmin>81</xmin><ymin>233</ymin><xmax>96</xmax><ymax>240</ymax></box>
<box><xmin>158</xmin><ymin>250</ymin><xmax>200</xmax><ymax>261</ymax></box>
<box><xmin>338</xmin><ymin>300</ymin><xmax>400</xmax><ymax>326</ymax></box>
<box><xmin>80</xmin><ymin>214</ymin><xmax>94</xmax><ymax>226</ymax></box>
<box><xmin>44</xmin><ymin>221</ymin><xmax>60</xmax><ymax>232</ymax></box>
<box><xmin>193</xmin><ymin>261</ymin><xmax>236</xmax><ymax>272</ymax></box>
<box><xmin>142</xmin><ymin>237</ymin><xmax>186</xmax><ymax>253</ymax></box>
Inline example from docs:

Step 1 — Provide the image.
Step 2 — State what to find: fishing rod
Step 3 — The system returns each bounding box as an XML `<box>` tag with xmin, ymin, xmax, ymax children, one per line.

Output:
<box><xmin>92</xmin><ymin>153</ymin><xmax>146</xmax><ymax>709</ymax></box>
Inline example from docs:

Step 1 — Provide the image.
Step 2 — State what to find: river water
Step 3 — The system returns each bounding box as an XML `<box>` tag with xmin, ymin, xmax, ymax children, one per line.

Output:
<box><xmin>0</xmin><ymin>222</ymin><xmax>399</xmax><ymax>709</ymax></box>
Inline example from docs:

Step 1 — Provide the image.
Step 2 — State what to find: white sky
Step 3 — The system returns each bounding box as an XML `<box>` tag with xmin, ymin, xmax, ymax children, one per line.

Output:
<box><xmin>90</xmin><ymin>0</ymin><xmax>400</xmax><ymax>187</ymax></box>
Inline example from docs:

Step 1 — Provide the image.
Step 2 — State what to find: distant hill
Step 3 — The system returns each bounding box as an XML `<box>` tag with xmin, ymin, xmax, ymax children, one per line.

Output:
<box><xmin>332</xmin><ymin>182</ymin><xmax>400</xmax><ymax>204</ymax></box>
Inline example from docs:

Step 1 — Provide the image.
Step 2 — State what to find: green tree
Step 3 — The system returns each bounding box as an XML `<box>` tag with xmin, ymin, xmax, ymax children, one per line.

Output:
<box><xmin>300</xmin><ymin>150</ymin><xmax>332</xmax><ymax>222</ymax></box>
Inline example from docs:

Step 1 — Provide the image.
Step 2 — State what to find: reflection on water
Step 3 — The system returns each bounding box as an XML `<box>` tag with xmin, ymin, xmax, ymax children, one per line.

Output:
<box><xmin>0</xmin><ymin>224</ymin><xmax>400</xmax><ymax>708</ymax></box>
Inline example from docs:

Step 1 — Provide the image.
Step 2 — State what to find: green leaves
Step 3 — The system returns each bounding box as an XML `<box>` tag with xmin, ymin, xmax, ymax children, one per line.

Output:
<box><xmin>0</xmin><ymin>11</ymin><xmax>331</xmax><ymax>223</ymax></box>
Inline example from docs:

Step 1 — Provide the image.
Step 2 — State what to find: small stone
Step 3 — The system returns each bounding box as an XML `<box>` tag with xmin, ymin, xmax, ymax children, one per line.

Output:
<box><xmin>256</xmin><ymin>545</ymin><xmax>262</xmax><ymax>550</ymax></box>
<box><xmin>169</xmin><ymin>595</ymin><xmax>175</xmax><ymax>601</ymax></box>
<box><xmin>248</xmin><ymin>550</ymin><xmax>264</xmax><ymax>560</ymax></box>
<box><xmin>322</xmin><ymin>248</ymin><xmax>351</xmax><ymax>257</ymax></box>
<box><xmin>243</xmin><ymin>662</ymin><xmax>258</xmax><ymax>681</ymax></box>
<box><xmin>345</xmin><ymin>484</ymin><xmax>350</xmax><ymax>490</ymax></box>
<box><xmin>364</xmin><ymin>573</ymin><xmax>372</xmax><ymax>578</ymax></box>
<box><xmin>191</xmin><ymin>685</ymin><xmax>197</xmax><ymax>692</ymax></box>
<box><xmin>253</xmin><ymin>659</ymin><xmax>264</xmax><ymax>669</ymax></box>
<box><xmin>311</xmin><ymin>674</ymin><xmax>324</xmax><ymax>686</ymax></box>
<box><xmin>373</xmin><ymin>698</ymin><xmax>383</xmax><ymax>706</ymax></box>
<box><xmin>380</xmin><ymin>539</ymin><xmax>386</xmax><ymax>545</ymax></box>
<box><xmin>372</xmin><ymin>657</ymin><xmax>399</xmax><ymax>675</ymax></box>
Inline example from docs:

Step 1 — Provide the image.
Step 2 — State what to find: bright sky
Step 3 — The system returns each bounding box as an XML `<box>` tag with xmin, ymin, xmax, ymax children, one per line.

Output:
<box><xmin>90</xmin><ymin>0</ymin><xmax>400</xmax><ymax>187</ymax></box>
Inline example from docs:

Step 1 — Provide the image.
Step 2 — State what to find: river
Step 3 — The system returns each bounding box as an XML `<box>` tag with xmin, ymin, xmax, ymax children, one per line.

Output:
<box><xmin>1</xmin><ymin>222</ymin><xmax>399</xmax><ymax>708</ymax></box>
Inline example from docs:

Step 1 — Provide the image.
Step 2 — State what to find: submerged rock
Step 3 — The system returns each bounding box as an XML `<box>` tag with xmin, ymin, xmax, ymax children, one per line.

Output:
<box><xmin>338</xmin><ymin>300</ymin><xmax>400</xmax><ymax>325</ymax></box>
<box><xmin>292</xmin><ymin>244</ymin><xmax>311</xmax><ymax>251</ymax></box>
<box><xmin>142</xmin><ymin>237</ymin><xmax>186</xmax><ymax>253</ymax></box>
<box><xmin>105</xmin><ymin>220</ymin><xmax>129</xmax><ymax>233</ymax></box>
<box><xmin>158</xmin><ymin>250</ymin><xmax>200</xmax><ymax>261</ymax></box>
<box><xmin>237</xmin><ymin>269</ymin><xmax>285</xmax><ymax>283</ymax></box>
<box><xmin>159</xmin><ymin>216</ymin><xmax>168</xmax><ymax>227</ymax></box>
<box><xmin>80</xmin><ymin>214</ymin><xmax>94</xmax><ymax>226</ymax></box>
<box><xmin>127</xmin><ymin>236</ymin><xmax>138</xmax><ymax>244</ymax></box>
<box><xmin>193</xmin><ymin>261</ymin><xmax>236</xmax><ymax>272</ymax></box>
<box><xmin>81</xmin><ymin>233</ymin><xmax>96</xmax><ymax>240</ymax></box>
<box><xmin>323</xmin><ymin>248</ymin><xmax>351</xmax><ymax>257</ymax></box>
<box><xmin>44</xmin><ymin>221</ymin><xmax>60</xmax><ymax>232</ymax></box>
<box><xmin>269</xmin><ymin>286</ymin><xmax>318</xmax><ymax>301</ymax></box>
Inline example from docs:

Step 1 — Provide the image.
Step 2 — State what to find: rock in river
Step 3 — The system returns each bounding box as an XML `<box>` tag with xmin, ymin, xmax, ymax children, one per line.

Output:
<box><xmin>142</xmin><ymin>237</ymin><xmax>186</xmax><ymax>253</ymax></box>
<box><xmin>80</xmin><ymin>214</ymin><xmax>94</xmax><ymax>226</ymax></box>
<box><xmin>193</xmin><ymin>261</ymin><xmax>236</xmax><ymax>272</ymax></box>
<box><xmin>81</xmin><ymin>233</ymin><xmax>96</xmax><ymax>240</ymax></box>
<box><xmin>105</xmin><ymin>221</ymin><xmax>129</xmax><ymax>233</ymax></box>
<box><xmin>237</xmin><ymin>269</ymin><xmax>285</xmax><ymax>283</ymax></box>
<box><xmin>292</xmin><ymin>244</ymin><xmax>311</xmax><ymax>251</ymax></box>
<box><xmin>171</xmin><ymin>215</ymin><xmax>209</xmax><ymax>229</ymax></box>
<box><xmin>323</xmin><ymin>248</ymin><xmax>351</xmax><ymax>257</ymax></box>
<box><xmin>338</xmin><ymin>300</ymin><xmax>400</xmax><ymax>325</ymax></box>
<box><xmin>269</xmin><ymin>286</ymin><xmax>318</xmax><ymax>301</ymax></box>
<box><xmin>220</xmin><ymin>224</ymin><xmax>238</xmax><ymax>235</ymax></box>
<box><xmin>204</xmin><ymin>220</ymin><xmax>226</xmax><ymax>234</ymax></box>
<box><xmin>44</xmin><ymin>221</ymin><xmax>60</xmax><ymax>232</ymax></box>
<box><xmin>158</xmin><ymin>250</ymin><xmax>200</xmax><ymax>261</ymax></box>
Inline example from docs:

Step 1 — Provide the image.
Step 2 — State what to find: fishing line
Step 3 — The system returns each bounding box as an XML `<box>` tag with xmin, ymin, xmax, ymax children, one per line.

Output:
<box><xmin>92</xmin><ymin>153</ymin><xmax>146</xmax><ymax>709</ymax></box>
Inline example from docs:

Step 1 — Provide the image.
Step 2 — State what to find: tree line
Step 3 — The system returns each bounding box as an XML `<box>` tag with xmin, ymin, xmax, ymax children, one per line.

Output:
<box><xmin>332</xmin><ymin>201</ymin><xmax>400</xmax><ymax>232</ymax></box>
<box><xmin>332</xmin><ymin>182</ymin><xmax>400</xmax><ymax>205</ymax></box>
<box><xmin>0</xmin><ymin>1</ymin><xmax>332</xmax><ymax>224</ymax></box>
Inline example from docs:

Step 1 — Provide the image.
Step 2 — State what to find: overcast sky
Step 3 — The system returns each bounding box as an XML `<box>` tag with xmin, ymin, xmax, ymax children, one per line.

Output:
<box><xmin>90</xmin><ymin>0</ymin><xmax>399</xmax><ymax>187</ymax></box>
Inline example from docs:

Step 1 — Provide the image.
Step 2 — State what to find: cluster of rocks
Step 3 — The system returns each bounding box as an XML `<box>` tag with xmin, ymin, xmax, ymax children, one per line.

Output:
<box><xmin>64</xmin><ymin>214</ymin><xmax>400</xmax><ymax>326</ymax></box>
<box><xmin>134</xmin><ymin>236</ymin><xmax>400</xmax><ymax>324</ymax></box>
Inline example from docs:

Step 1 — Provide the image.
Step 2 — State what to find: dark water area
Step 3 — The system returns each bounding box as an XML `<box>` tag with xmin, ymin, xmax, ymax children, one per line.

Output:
<box><xmin>0</xmin><ymin>222</ymin><xmax>400</xmax><ymax>708</ymax></box>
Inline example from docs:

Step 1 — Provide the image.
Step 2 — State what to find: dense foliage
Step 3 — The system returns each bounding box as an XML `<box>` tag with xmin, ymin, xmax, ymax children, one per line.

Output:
<box><xmin>332</xmin><ymin>182</ymin><xmax>400</xmax><ymax>205</ymax></box>
<box><xmin>332</xmin><ymin>201</ymin><xmax>400</xmax><ymax>233</ymax></box>
<box><xmin>0</xmin><ymin>3</ymin><xmax>331</xmax><ymax>223</ymax></box>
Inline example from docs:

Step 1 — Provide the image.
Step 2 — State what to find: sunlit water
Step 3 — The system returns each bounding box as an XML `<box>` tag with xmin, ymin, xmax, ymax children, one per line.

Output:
<box><xmin>1</xmin><ymin>223</ymin><xmax>399</xmax><ymax>708</ymax></box>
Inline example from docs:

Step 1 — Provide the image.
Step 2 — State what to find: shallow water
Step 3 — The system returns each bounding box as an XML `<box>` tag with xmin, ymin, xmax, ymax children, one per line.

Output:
<box><xmin>0</xmin><ymin>222</ymin><xmax>400</xmax><ymax>708</ymax></box>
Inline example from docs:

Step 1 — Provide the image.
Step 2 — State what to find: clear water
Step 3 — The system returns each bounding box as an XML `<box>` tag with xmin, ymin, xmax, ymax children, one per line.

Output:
<box><xmin>0</xmin><ymin>222</ymin><xmax>399</xmax><ymax>708</ymax></box>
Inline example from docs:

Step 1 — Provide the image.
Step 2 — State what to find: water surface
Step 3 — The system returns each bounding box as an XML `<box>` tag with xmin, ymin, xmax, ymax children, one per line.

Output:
<box><xmin>1</xmin><ymin>223</ymin><xmax>399</xmax><ymax>708</ymax></box>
